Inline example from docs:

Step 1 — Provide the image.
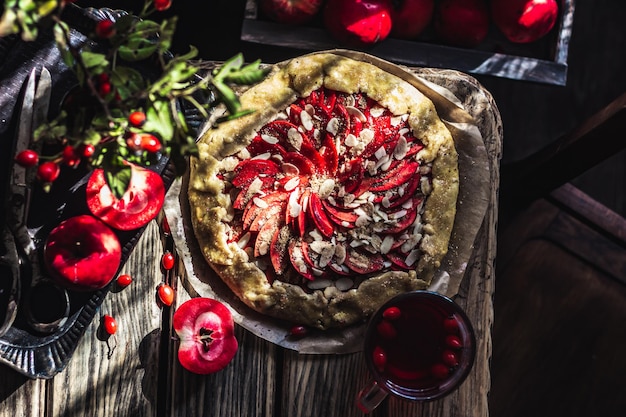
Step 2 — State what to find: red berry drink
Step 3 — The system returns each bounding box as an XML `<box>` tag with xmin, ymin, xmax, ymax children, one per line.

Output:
<box><xmin>363</xmin><ymin>291</ymin><xmax>475</xmax><ymax>401</ymax></box>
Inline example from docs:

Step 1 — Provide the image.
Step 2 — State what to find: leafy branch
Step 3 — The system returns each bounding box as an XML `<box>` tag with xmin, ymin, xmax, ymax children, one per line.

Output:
<box><xmin>1</xmin><ymin>0</ymin><xmax>269</xmax><ymax>197</ymax></box>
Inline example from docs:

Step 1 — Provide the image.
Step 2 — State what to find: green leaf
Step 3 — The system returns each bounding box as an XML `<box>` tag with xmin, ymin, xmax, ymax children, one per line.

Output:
<box><xmin>216</xmin><ymin>108</ymin><xmax>255</xmax><ymax>124</ymax></box>
<box><xmin>105</xmin><ymin>164</ymin><xmax>132</xmax><ymax>199</ymax></box>
<box><xmin>212</xmin><ymin>53</ymin><xmax>244</xmax><ymax>83</ymax></box>
<box><xmin>157</xmin><ymin>17</ymin><xmax>177</xmax><ymax>53</ymax></box>
<box><xmin>53</xmin><ymin>22</ymin><xmax>74</xmax><ymax>68</ymax></box>
<box><xmin>81</xmin><ymin>51</ymin><xmax>109</xmax><ymax>71</ymax></box>
<box><xmin>211</xmin><ymin>80</ymin><xmax>241</xmax><ymax>114</ymax></box>
<box><xmin>118</xmin><ymin>38</ymin><xmax>158</xmax><ymax>61</ymax></box>
<box><xmin>111</xmin><ymin>66</ymin><xmax>145</xmax><ymax>100</ymax></box>
<box><xmin>144</xmin><ymin>99</ymin><xmax>174</xmax><ymax>142</ymax></box>
<box><xmin>223</xmin><ymin>59</ymin><xmax>270</xmax><ymax>85</ymax></box>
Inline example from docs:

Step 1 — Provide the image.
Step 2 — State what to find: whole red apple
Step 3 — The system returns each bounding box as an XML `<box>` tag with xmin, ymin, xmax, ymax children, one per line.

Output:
<box><xmin>259</xmin><ymin>0</ymin><xmax>324</xmax><ymax>25</ymax></box>
<box><xmin>435</xmin><ymin>0</ymin><xmax>489</xmax><ymax>47</ymax></box>
<box><xmin>492</xmin><ymin>0</ymin><xmax>558</xmax><ymax>43</ymax></box>
<box><xmin>44</xmin><ymin>215</ymin><xmax>122</xmax><ymax>291</ymax></box>
<box><xmin>324</xmin><ymin>0</ymin><xmax>394</xmax><ymax>47</ymax></box>
<box><xmin>86</xmin><ymin>163</ymin><xmax>165</xmax><ymax>231</ymax></box>
<box><xmin>390</xmin><ymin>0</ymin><xmax>434</xmax><ymax>39</ymax></box>
<box><xmin>173</xmin><ymin>297</ymin><xmax>238</xmax><ymax>374</ymax></box>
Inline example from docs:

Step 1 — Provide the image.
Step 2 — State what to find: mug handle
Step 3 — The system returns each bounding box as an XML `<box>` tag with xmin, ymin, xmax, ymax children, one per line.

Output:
<box><xmin>356</xmin><ymin>379</ymin><xmax>388</xmax><ymax>413</ymax></box>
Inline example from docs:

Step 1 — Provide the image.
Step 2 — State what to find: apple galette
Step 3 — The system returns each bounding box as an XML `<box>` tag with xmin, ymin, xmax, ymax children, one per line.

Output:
<box><xmin>188</xmin><ymin>52</ymin><xmax>459</xmax><ymax>330</ymax></box>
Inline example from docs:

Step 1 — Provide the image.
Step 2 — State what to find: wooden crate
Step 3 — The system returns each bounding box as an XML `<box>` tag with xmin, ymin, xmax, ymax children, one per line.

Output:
<box><xmin>241</xmin><ymin>0</ymin><xmax>575</xmax><ymax>86</ymax></box>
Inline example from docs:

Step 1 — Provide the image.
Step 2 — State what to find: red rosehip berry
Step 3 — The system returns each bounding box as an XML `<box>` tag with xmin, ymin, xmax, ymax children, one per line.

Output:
<box><xmin>102</xmin><ymin>314</ymin><xmax>118</xmax><ymax>335</ymax></box>
<box><xmin>126</xmin><ymin>133</ymin><xmax>162</xmax><ymax>153</ymax></box>
<box><xmin>376</xmin><ymin>320</ymin><xmax>397</xmax><ymax>339</ymax></box>
<box><xmin>445</xmin><ymin>334</ymin><xmax>463</xmax><ymax>350</ymax></box>
<box><xmin>141</xmin><ymin>134</ymin><xmax>162</xmax><ymax>153</ymax></box>
<box><xmin>37</xmin><ymin>161</ymin><xmax>60</xmax><ymax>183</ymax></box>
<box><xmin>95</xmin><ymin>19</ymin><xmax>116</xmax><ymax>39</ymax></box>
<box><xmin>62</xmin><ymin>145</ymin><xmax>81</xmax><ymax>167</ymax></box>
<box><xmin>161</xmin><ymin>251</ymin><xmax>175</xmax><ymax>270</ymax></box>
<box><xmin>442</xmin><ymin>349</ymin><xmax>459</xmax><ymax>367</ymax></box>
<box><xmin>116</xmin><ymin>274</ymin><xmax>133</xmax><ymax>288</ymax></box>
<box><xmin>289</xmin><ymin>325</ymin><xmax>308</xmax><ymax>338</ymax></box>
<box><xmin>154</xmin><ymin>0</ymin><xmax>172</xmax><ymax>12</ymax></box>
<box><xmin>382</xmin><ymin>306</ymin><xmax>401</xmax><ymax>320</ymax></box>
<box><xmin>372</xmin><ymin>346</ymin><xmax>387</xmax><ymax>371</ymax></box>
<box><xmin>97</xmin><ymin>73</ymin><xmax>110</xmax><ymax>84</ymax></box>
<box><xmin>444</xmin><ymin>316</ymin><xmax>460</xmax><ymax>334</ymax></box>
<box><xmin>157</xmin><ymin>283</ymin><xmax>175</xmax><ymax>306</ymax></box>
<box><xmin>15</xmin><ymin>149</ymin><xmax>39</xmax><ymax>167</ymax></box>
<box><xmin>81</xmin><ymin>143</ymin><xmax>96</xmax><ymax>158</ymax></box>
<box><xmin>431</xmin><ymin>363</ymin><xmax>450</xmax><ymax>380</ymax></box>
<box><xmin>128</xmin><ymin>111</ymin><xmax>146</xmax><ymax>127</ymax></box>
<box><xmin>98</xmin><ymin>81</ymin><xmax>112</xmax><ymax>97</ymax></box>
<box><xmin>162</xmin><ymin>217</ymin><xmax>171</xmax><ymax>236</ymax></box>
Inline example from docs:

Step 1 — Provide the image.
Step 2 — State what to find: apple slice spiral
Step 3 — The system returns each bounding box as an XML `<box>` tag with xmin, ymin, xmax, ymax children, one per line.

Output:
<box><xmin>223</xmin><ymin>88</ymin><xmax>431</xmax><ymax>291</ymax></box>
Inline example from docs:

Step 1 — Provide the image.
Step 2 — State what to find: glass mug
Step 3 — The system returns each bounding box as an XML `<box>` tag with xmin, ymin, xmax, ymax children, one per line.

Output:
<box><xmin>356</xmin><ymin>290</ymin><xmax>476</xmax><ymax>412</ymax></box>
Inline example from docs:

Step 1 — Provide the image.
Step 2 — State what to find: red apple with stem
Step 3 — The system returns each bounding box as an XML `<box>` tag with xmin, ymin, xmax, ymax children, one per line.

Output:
<box><xmin>390</xmin><ymin>0</ymin><xmax>434</xmax><ymax>40</ymax></box>
<box><xmin>492</xmin><ymin>0</ymin><xmax>558</xmax><ymax>44</ymax></box>
<box><xmin>259</xmin><ymin>0</ymin><xmax>324</xmax><ymax>25</ymax></box>
<box><xmin>86</xmin><ymin>163</ymin><xmax>165</xmax><ymax>231</ymax></box>
<box><xmin>324</xmin><ymin>0</ymin><xmax>394</xmax><ymax>47</ymax></box>
<box><xmin>435</xmin><ymin>0</ymin><xmax>489</xmax><ymax>47</ymax></box>
<box><xmin>44</xmin><ymin>215</ymin><xmax>122</xmax><ymax>291</ymax></box>
<box><xmin>173</xmin><ymin>297</ymin><xmax>238</xmax><ymax>374</ymax></box>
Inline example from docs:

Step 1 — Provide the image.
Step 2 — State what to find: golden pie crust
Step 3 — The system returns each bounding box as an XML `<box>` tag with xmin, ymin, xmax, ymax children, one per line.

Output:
<box><xmin>188</xmin><ymin>53</ymin><xmax>459</xmax><ymax>330</ymax></box>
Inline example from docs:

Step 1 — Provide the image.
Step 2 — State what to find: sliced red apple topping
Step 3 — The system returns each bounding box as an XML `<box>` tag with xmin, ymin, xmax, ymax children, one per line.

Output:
<box><xmin>223</xmin><ymin>87</ymin><xmax>434</xmax><ymax>287</ymax></box>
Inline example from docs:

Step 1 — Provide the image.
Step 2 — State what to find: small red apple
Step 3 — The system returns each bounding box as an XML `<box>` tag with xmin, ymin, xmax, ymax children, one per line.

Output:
<box><xmin>390</xmin><ymin>0</ymin><xmax>434</xmax><ymax>40</ymax></box>
<box><xmin>44</xmin><ymin>215</ymin><xmax>122</xmax><ymax>291</ymax></box>
<box><xmin>259</xmin><ymin>0</ymin><xmax>324</xmax><ymax>25</ymax></box>
<box><xmin>173</xmin><ymin>297</ymin><xmax>238</xmax><ymax>374</ymax></box>
<box><xmin>492</xmin><ymin>0</ymin><xmax>558</xmax><ymax>44</ymax></box>
<box><xmin>324</xmin><ymin>0</ymin><xmax>394</xmax><ymax>47</ymax></box>
<box><xmin>435</xmin><ymin>0</ymin><xmax>489</xmax><ymax>47</ymax></box>
<box><xmin>86</xmin><ymin>163</ymin><xmax>165</xmax><ymax>231</ymax></box>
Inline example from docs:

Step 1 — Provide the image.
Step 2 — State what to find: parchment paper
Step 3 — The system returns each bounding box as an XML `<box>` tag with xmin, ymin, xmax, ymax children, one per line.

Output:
<box><xmin>163</xmin><ymin>50</ymin><xmax>491</xmax><ymax>354</ymax></box>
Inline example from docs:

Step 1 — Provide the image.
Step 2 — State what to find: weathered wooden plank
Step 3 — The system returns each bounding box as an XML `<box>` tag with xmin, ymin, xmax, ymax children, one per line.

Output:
<box><xmin>48</xmin><ymin>220</ymin><xmax>164</xmax><ymax>417</ymax></box>
<box><xmin>0</xmin><ymin>369</ymin><xmax>45</xmax><ymax>417</ymax></box>
<box><xmin>280</xmin><ymin>351</ymin><xmax>369</xmax><ymax>417</ymax></box>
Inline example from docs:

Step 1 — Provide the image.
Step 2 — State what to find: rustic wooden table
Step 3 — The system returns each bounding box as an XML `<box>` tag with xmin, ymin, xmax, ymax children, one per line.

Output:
<box><xmin>0</xmin><ymin>68</ymin><xmax>501</xmax><ymax>417</ymax></box>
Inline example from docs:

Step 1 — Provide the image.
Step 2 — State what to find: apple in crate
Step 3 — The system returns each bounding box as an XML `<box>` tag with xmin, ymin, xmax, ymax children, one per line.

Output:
<box><xmin>259</xmin><ymin>0</ymin><xmax>324</xmax><ymax>24</ymax></box>
<box><xmin>44</xmin><ymin>215</ymin><xmax>122</xmax><ymax>291</ymax></box>
<box><xmin>324</xmin><ymin>0</ymin><xmax>394</xmax><ymax>47</ymax></box>
<box><xmin>492</xmin><ymin>0</ymin><xmax>559</xmax><ymax>43</ymax></box>
<box><xmin>435</xmin><ymin>0</ymin><xmax>489</xmax><ymax>47</ymax></box>
<box><xmin>390</xmin><ymin>0</ymin><xmax>434</xmax><ymax>39</ymax></box>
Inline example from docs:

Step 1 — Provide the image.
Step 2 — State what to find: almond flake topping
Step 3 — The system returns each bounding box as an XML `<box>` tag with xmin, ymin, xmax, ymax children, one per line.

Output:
<box><xmin>327</xmin><ymin>117</ymin><xmax>340</xmax><ymax>136</ymax></box>
<box><xmin>282</xmin><ymin>162</ymin><xmax>300</xmax><ymax>175</ymax></box>
<box><xmin>369</xmin><ymin>106</ymin><xmax>384</xmax><ymax>117</ymax></box>
<box><xmin>253</xmin><ymin>197</ymin><xmax>268</xmax><ymax>208</ymax></box>
<box><xmin>335</xmin><ymin>277</ymin><xmax>354</xmax><ymax>291</ymax></box>
<box><xmin>251</xmin><ymin>152</ymin><xmax>271</xmax><ymax>160</ymax></box>
<box><xmin>393</xmin><ymin>136</ymin><xmax>408</xmax><ymax>160</ymax></box>
<box><xmin>261</xmin><ymin>134</ymin><xmax>279</xmax><ymax>144</ymax></box>
<box><xmin>284</xmin><ymin>176</ymin><xmax>300</xmax><ymax>191</ymax></box>
<box><xmin>300</xmin><ymin>110</ymin><xmax>314</xmax><ymax>131</ymax></box>
<box><xmin>287</xmin><ymin>127</ymin><xmax>303</xmax><ymax>150</ymax></box>
<box><xmin>346</xmin><ymin>106</ymin><xmax>367</xmax><ymax>122</ymax></box>
<box><xmin>344</xmin><ymin>133</ymin><xmax>358</xmax><ymax>147</ymax></box>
